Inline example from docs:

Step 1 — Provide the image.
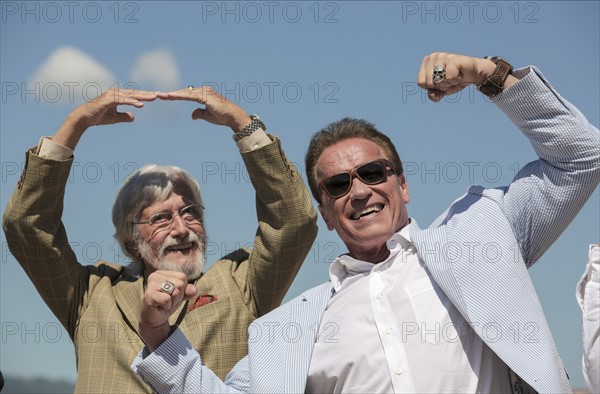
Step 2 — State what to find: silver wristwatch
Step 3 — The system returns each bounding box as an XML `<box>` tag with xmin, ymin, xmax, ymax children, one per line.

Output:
<box><xmin>233</xmin><ymin>114</ymin><xmax>266</xmax><ymax>142</ymax></box>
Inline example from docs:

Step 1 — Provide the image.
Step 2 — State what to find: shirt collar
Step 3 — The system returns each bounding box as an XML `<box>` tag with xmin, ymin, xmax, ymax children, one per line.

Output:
<box><xmin>329</xmin><ymin>221</ymin><xmax>416</xmax><ymax>291</ymax></box>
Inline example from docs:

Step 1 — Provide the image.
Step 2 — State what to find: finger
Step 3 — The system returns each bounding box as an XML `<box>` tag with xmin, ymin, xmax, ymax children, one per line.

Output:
<box><xmin>107</xmin><ymin>89</ymin><xmax>158</xmax><ymax>105</ymax></box>
<box><xmin>444</xmin><ymin>63</ymin><xmax>463</xmax><ymax>86</ymax></box>
<box><xmin>148</xmin><ymin>271</ymin><xmax>188</xmax><ymax>295</ymax></box>
<box><xmin>157</xmin><ymin>87</ymin><xmax>207</xmax><ymax>104</ymax></box>
<box><xmin>142</xmin><ymin>286</ymin><xmax>174</xmax><ymax>319</ymax></box>
<box><xmin>427</xmin><ymin>89</ymin><xmax>444</xmax><ymax>103</ymax></box>
<box><xmin>417</xmin><ymin>54</ymin><xmax>432</xmax><ymax>89</ymax></box>
<box><xmin>145</xmin><ymin>291</ymin><xmax>173</xmax><ymax>310</ymax></box>
<box><xmin>158</xmin><ymin>273</ymin><xmax>188</xmax><ymax>302</ymax></box>
<box><xmin>120</xmin><ymin>97</ymin><xmax>146</xmax><ymax>108</ymax></box>
<box><xmin>184</xmin><ymin>283</ymin><xmax>199</xmax><ymax>300</ymax></box>
<box><xmin>119</xmin><ymin>89</ymin><xmax>159</xmax><ymax>100</ymax></box>
<box><xmin>419</xmin><ymin>52</ymin><xmax>446</xmax><ymax>89</ymax></box>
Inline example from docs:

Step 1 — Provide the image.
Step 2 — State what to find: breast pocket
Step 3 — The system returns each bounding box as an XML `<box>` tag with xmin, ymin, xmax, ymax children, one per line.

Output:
<box><xmin>405</xmin><ymin>277</ymin><xmax>465</xmax><ymax>344</ymax></box>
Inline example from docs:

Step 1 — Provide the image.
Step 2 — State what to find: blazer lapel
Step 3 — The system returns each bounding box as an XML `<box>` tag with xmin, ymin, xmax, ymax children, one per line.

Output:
<box><xmin>285</xmin><ymin>283</ymin><xmax>335</xmax><ymax>394</ymax></box>
<box><xmin>249</xmin><ymin>283</ymin><xmax>334</xmax><ymax>394</ymax></box>
<box><xmin>410</xmin><ymin>214</ymin><xmax>567</xmax><ymax>393</ymax></box>
<box><xmin>113</xmin><ymin>277</ymin><xmax>145</xmax><ymax>337</ymax></box>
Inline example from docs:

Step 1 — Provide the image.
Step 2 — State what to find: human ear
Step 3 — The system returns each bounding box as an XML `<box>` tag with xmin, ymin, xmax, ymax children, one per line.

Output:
<box><xmin>318</xmin><ymin>205</ymin><xmax>335</xmax><ymax>231</ymax></box>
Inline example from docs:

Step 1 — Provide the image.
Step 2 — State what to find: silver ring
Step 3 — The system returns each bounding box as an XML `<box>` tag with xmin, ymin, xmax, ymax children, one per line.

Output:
<box><xmin>432</xmin><ymin>65</ymin><xmax>446</xmax><ymax>83</ymax></box>
<box><xmin>159</xmin><ymin>280</ymin><xmax>175</xmax><ymax>295</ymax></box>
<box><xmin>187</xmin><ymin>85</ymin><xmax>195</xmax><ymax>92</ymax></box>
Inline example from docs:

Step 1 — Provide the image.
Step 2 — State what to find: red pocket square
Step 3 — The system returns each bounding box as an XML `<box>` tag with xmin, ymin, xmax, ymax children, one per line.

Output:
<box><xmin>188</xmin><ymin>295</ymin><xmax>218</xmax><ymax>311</ymax></box>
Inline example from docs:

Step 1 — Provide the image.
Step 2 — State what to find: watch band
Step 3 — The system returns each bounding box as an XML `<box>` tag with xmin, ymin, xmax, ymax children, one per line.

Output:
<box><xmin>477</xmin><ymin>56</ymin><xmax>513</xmax><ymax>98</ymax></box>
<box><xmin>233</xmin><ymin>114</ymin><xmax>266</xmax><ymax>142</ymax></box>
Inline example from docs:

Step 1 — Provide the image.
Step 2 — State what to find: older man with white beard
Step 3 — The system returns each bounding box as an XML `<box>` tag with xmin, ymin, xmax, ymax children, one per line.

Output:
<box><xmin>2</xmin><ymin>86</ymin><xmax>317</xmax><ymax>393</ymax></box>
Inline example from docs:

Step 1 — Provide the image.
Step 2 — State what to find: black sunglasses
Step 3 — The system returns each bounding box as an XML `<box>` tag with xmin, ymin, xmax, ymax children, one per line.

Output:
<box><xmin>319</xmin><ymin>159</ymin><xmax>397</xmax><ymax>199</ymax></box>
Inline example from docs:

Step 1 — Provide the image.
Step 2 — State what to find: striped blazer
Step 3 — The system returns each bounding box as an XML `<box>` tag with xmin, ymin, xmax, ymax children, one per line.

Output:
<box><xmin>133</xmin><ymin>67</ymin><xmax>600</xmax><ymax>393</ymax></box>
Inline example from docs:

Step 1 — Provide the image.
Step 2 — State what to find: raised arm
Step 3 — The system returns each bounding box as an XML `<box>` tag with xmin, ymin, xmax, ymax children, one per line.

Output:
<box><xmin>419</xmin><ymin>52</ymin><xmax>600</xmax><ymax>265</ymax></box>
<box><xmin>159</xmin><ymin>86</ymin><xmax>318</xmax><ymax>316</ymax></box>
<box><xmin>2</xmin><ymin>89</ymin><xmax>158</xmax><ymax>333</ymax></box>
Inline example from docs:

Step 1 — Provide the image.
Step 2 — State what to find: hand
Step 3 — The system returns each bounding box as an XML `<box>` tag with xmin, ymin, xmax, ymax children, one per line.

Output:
<box><xmin>140</xmin><ymin>270</ymin><xmax>198</xmax><ymax>351</ymax></box>
<box><xmin>418</xmin><ymin>52</ymin><xmax>501</xmax><ymax>102</ymax></box>
<box><xmin>158</xmin><ymin>86</ymin><xmax>252</xmax><ymax>132</ymax></box>
<box><xmin>54</xmin><ymin>88</ymin><xmax>158</xmax><ymax>149</ymax></box>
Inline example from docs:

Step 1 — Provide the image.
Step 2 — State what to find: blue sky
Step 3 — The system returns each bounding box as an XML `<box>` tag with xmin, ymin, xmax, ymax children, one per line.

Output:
<box><xmin>1</xmin><ymin>0</ymin><xmax>599</xmax><ymax>388</ymax></box>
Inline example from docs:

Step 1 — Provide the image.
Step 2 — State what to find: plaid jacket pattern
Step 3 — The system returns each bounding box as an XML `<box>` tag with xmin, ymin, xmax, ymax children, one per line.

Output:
<box><xmin>2</xmin><ymin>136</ymin><xmax>317</xmax><ymax>393</ymax></box>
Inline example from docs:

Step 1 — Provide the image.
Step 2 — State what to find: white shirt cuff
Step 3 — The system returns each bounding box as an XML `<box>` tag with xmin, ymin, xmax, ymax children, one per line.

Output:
<box><xmin>235</xmin><ymin>129</ymin><xmax>272</xmax><ymax>153</ymax></box>
<box><xmin>37</xmin><ymin>136</ymin><xmax>74</xmax><ymax>160</ymax></box>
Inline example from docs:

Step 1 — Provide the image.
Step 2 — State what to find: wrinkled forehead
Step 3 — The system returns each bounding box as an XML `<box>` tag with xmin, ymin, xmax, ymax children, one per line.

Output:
<box><xmin>316</xmin><ymin>138</ymin><xmax>386</xmax><ymax>179</ymax></box>
<box><xmin>142</xmin><ymin>177</ymin><xmax>197</xmax><ymax>210</ymax></box>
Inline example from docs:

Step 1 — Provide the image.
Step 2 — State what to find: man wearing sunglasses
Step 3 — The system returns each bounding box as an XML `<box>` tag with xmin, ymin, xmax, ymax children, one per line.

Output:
<box><xmin>2</xmin><ymin>86</ymin><xmax>317</xmax><ymax>392</ymax></box>
<box><xmin>133</xmin><ymin>52</ymin><xmax>599</xmax><ymax>393</ymax></box>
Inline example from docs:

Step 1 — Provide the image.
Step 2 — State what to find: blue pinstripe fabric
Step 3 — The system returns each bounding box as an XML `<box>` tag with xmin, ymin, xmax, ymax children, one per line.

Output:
<box><xmin>132</xmin><ymin>67</ymin><xmax>600</xmax><ymax>393</ymax></box>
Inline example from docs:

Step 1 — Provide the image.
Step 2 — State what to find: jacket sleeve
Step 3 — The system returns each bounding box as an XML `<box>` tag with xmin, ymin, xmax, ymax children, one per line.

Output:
<box><xmin>235</xmin><ymin>135</ymin><xmax>318</xmax><ymax>316</ymax></box>
<box><xmin>493</xmin><ymin>67</ymin><xmax>600</xmax><ymax>266</ymax></box>
<box><xmin>2</xmin><ymin>149</ymin><xmax>91</xmax><ymax>336</ymax></box>
<box><xmin>132</xmin><ymin>328</ymin><xmax>250</xmax><ymax>393</ymax></box>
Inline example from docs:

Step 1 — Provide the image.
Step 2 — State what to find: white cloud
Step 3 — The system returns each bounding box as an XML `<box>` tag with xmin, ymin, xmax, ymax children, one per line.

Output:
<box><xmin>130</xmin><ymin>48</ymin><xmax>181</xmax><ymax>91</ymax></box>
<box><xmin>28</xmin><ymin>46</ymin><xmax>116</xmax><ymax>104</ymax></box>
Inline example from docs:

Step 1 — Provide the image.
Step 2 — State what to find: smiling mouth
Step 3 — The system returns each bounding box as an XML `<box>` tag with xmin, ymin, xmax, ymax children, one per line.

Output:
<box><xmin>165</xmin><ymin>242</ymin><xmax>195</xmax><ymax>254</ymax></box>
<box><xmin>350</xmin><ymin>204</ymin><xmax>384</xmax><ymax>220</ymax></box>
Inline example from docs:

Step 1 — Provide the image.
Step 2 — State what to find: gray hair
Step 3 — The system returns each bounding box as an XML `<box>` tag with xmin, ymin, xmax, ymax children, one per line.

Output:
<box><xmin>112</xmin><ymin>164</ymin><xmax>203</xmax><ymax>273</ymax></box>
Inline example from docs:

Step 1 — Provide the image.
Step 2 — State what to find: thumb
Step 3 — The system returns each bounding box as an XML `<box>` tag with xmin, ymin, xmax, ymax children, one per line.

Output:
<box><xmin>184</xmin><ymin>283</ymin><xmax>198</xmax><ymax>300</ymax></box>
<box><xmin>108</xmin><ymin>111</ymin><xmax>134</xmax><ymax>125</ymax></box>
<box><xmin>191</xmin><ymin>108</ymin><xmax>208</xmax><ymax>121</ymax></box>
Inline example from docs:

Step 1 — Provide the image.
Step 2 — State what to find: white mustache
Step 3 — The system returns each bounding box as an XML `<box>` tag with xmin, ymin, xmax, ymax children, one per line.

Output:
<box><xmin>159</xmin><ymin>232</ymin><xmax>204</xmax><ymax>254</ymax></box>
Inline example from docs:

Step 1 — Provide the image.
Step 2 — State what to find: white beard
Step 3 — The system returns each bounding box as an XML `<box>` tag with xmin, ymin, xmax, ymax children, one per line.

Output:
<box><xmin>137</xmin><ymin>232</ymin><xmax>206</xmax><ymax>280</ymax></box>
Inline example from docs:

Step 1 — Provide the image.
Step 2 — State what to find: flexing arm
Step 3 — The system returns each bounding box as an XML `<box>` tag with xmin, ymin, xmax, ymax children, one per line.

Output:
<box><xmin>419</xmin><ymin>52</ymin><xmax>600</xmax><ymax>266</ymax></box>
<box><xmin>492</xmin><ymin>67</ymin><xmax>599</xmax><ymax>265</ymax></box>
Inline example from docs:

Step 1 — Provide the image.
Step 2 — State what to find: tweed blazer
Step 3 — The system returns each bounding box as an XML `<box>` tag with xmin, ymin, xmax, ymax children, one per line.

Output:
<box><xmin>132</xmin><ymin>67</ymin><xmax>600</xmax><ymax>393</ymax></box>
<box><xmin>2</xmin><ymin>136</ymin><xmax>318</xmax><ymax>393</ymax></box>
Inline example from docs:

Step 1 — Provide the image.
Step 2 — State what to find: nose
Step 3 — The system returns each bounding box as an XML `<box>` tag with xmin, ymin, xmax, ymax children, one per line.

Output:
<box><xmin>168</xmin><ymin>213</ymin><xmax>190</xmax><ymax>238</ymax></box>
<box><xmin>348</xmin><ymin>176</ymin><xmax>372</xmax><ymax>201</ymax></box>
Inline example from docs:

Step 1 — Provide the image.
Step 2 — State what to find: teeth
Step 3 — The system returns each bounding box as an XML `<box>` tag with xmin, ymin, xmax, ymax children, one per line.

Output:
<box><xmin>351</xmin><ymin>204</ymin><xmax>383</xmax><ymax>220</ymax></box>
<box><xmin>166</xmin><ymin>243</ymin><xmax>192</xmax><ymax>251</ymax></box>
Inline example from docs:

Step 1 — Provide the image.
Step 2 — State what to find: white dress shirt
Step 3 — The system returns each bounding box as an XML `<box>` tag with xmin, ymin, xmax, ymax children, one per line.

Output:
<box><xmin>578</xmin><ymin>244</ymin><xmax>600</xmax><ymax>394</ymax></box>
<box><xmin>307</xmin><ymin>223</ymin><xmax>511</xmax><ymax>393</ymax></box>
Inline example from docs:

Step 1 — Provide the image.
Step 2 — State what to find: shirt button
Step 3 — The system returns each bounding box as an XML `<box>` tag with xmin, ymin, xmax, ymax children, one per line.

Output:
<box><xmin>385</xmin><ymin>328</ymin><xmax>392</xmax><ymax>335</ymax></box>
<box><xmin>375</xmin><ymin>293</ymin><xmax>382</xmax><ymax>300</ymax></box>
<box><xmin>395</xmin><ymin>367</ymin><xmax>403</xmax><ymax>375</ymax></box>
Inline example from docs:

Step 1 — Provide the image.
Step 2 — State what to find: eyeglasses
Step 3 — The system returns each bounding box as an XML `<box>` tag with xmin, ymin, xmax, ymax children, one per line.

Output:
<box><xmin>319</xmin><ymin>159</ymin><xmax>397</xmax><ymax>199</ymax></box>
<box><xmin>132</xmin><ymin>204</ymin><xmax>204</xmax><ymax>231</ymax></box>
